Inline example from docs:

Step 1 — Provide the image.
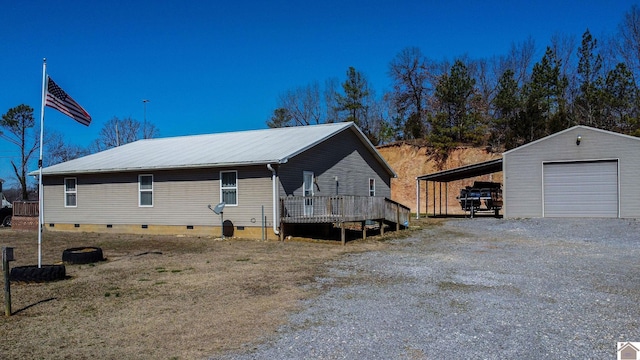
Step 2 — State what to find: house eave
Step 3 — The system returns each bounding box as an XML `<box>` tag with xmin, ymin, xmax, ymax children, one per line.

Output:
<box><xmin>33</xmin><ymin>159</ymin><xmax>288</xmax><ymax>176</ymax></box>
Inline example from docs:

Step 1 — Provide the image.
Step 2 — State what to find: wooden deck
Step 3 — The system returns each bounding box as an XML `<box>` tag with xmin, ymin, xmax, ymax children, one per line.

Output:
<box><xmin>12</xmin><ymin>201</ymin><xmax>39</xmax><ymax>217</ymax></box>
<box><xmin>279</xmin><ymin>196</ymin><xmax>410</xmax><ymax>244</ymax></box>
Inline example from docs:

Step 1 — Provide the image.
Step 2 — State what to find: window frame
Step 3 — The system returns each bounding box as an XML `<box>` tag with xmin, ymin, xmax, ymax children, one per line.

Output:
<box><xmin>220</xmin><ymin>170</ymin><xmax>238</xmax><ymax>206</ymax></box>
<box><xmin>369</xmin><ymin>178</ymin><xmax>376</xmax><ymax>197</ymax></box>
<box><xmin>64</xmin><ymin>177</ymin><xmax>77</xmax><ymax>207</ymax></box>
<box><xmin>138</xmin><ymin>174</ymin><xmax>154</xmax><ymax>207</ymax></box>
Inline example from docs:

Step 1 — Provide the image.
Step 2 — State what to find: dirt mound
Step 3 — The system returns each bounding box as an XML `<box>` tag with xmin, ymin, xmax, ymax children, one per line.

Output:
<box><xmin>377</xmin><ymin>142</ymin><xmax>502</xmax><ymax>214</ymax></box>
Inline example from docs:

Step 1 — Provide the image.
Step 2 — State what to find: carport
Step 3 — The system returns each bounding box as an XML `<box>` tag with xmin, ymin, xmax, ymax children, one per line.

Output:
<box><xmin>415</xmin><ymin>158</ymin><xmax>503</xmax><ymax>218</ymax></box>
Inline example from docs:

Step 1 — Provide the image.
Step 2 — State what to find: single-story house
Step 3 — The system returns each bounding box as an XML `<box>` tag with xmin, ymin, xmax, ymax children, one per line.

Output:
<box><xmin>36</xmin><ymin>122</ymin><xmax>407</xmax><ymax>239</ymax></box>
<box><xmin>504</xmin><ymin>125</ymin><xmax>640</xmax><ymax>218</ymax></box>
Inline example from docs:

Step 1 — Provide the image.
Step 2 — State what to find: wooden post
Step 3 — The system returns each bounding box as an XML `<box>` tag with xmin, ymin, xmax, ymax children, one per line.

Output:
<box><xmin>3</xmin><ymin>247</ymin><xmax>13</xmax><ymax>317</ymax></box>
<box><xmin>340</xmin><ymin>197</ymin><xmax>345</xmax><ymax>246</ymax></box>
<box><xmin>362</xmin><ymin>221</ymin><xmax>366</xmax><ymax>240</ymax></box>
<box><xmin>380</xmin><ymin>220</ymin><xmax>385</xmax><ymax>236</ymax></box>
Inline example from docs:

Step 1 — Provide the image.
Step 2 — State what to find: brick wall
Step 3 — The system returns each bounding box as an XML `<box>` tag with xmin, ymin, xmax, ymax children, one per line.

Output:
<box><xmin>12</xmin><ymin>216</ymin><xmax>38</xmax><ymax>231</ymax></box>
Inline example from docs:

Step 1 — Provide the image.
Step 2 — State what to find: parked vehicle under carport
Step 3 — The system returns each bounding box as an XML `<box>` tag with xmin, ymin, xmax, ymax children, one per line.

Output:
<box><xmin>457</xmin><ymin>181</ymin><xmax>503</xmax><ymax>217</ymax></box>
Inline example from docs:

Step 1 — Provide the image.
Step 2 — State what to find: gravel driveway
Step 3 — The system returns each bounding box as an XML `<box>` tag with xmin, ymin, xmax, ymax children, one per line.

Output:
<box><xmin>219</xmin><ymin>218</ymin><xmax>640</xmax><ymax>359</ymax></box>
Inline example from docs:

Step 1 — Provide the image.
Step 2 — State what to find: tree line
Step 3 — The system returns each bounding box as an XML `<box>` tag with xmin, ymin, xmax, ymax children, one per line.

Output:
<box><xmin>267</xmin><ymin>5</ymin><xmax>640</xmax><ymax>164</ymax></box>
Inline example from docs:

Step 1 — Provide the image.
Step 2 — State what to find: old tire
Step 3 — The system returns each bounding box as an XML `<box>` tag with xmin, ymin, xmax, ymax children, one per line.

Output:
<box><xmin>1</xmin><ymin>215</ymin><xmax>10</xmax><ymax>227</ymax></box>
<box><xmin>62</xmin><ymin>247</ymin><xmax>104</xmax><ymax>264</ymax></box>
<box><xmin>10</xmin><ymin>265</ymin><xmax>66</xmax><ymax>283</ymax></box>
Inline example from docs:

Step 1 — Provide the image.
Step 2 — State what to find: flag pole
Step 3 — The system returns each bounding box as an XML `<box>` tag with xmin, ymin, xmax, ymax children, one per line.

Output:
<box><xmin>38</xmin><ymin>58</ymin><xmax>47</xmax><ymax>268</ymax></box>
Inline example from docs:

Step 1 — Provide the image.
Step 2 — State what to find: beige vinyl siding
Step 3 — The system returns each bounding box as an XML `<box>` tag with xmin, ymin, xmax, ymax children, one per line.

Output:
<box><xmin>43</xmin><ymin>166</ymin><xmax>274</xmax><ymax>227</ymax></box>
<box><xmin>278</xmin><ymin>129</ymin><xmax>392</xmax><ymax>198</ymax></box>
<box><xmin>504</xmin><ymin>127</ymin><xmax>640</xmax><ymax>218</ymax></box>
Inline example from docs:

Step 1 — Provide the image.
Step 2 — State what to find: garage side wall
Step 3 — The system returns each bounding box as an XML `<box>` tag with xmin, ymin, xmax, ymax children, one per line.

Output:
<box><xmin>503</xmin><ymin>127</ymin><xmax>640</xmax><ymax>218</ymax></box>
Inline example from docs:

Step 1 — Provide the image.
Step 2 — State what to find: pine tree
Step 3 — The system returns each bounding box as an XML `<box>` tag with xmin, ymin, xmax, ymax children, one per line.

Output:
<box><xmin>575</xmin><ymin>29</ymin><xmax>604</xmax><ymax>127</ymax></box>
<box><xmin>521</xmin><ymin>47</ymin><xmax>569</xmax><ymax>141</ymax></box>
<box><xmin>432</xmin><ymin>60</ymin><xmax>477</xmax><ymax>143</ymax></box>
<box><xmin>335</xmin><ymin>67</ymin><xmax>369</xmax><ymax>126</ymax></box>
<box><xmin>493</xmin><ymin>69</ymin><xmax>521</xmax><ymax>149</ymax></box>
<box><xmin>603</xmin><ymin>63</ymin><xmax>639</xmax><ymax>134</ymax></box>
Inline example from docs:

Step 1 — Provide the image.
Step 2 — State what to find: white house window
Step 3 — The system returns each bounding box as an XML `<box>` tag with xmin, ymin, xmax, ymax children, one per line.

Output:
<box><xmin>139</xmin><ymin>174</ymin><xmax>153</xmax><ymax>207</ymax></box>
<box><xmin>64</xmin><ymin>177</ymin><xmax>77</xmax><ymax>207</ymax></box>
<box><xmin>369</xmin><ymin>178</ymin><xmax>375</xmax><ymax>196</ymax></box>
<box><xmin>220</xmin><ymin>171</ymin><xmax>237</xmax><ymax>206</ymax></box>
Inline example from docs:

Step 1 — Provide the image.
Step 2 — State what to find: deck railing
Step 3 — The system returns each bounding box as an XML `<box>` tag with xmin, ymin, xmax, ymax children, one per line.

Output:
<box><xmin>280</xmin><ymin>196</ymin><xmax>410</xmax><ymax>226</ymax></box>
<box><xmin>12</xmin><ymin>201</ymin><xmax>39</xmax><ymax>217</ymax></box>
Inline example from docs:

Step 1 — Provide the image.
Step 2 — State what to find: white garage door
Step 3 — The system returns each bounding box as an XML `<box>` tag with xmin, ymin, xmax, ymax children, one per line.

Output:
<box><xmin>543</xmin><ymin>160</ymin><xmax>618</xmax><ymax>217</ymax></box>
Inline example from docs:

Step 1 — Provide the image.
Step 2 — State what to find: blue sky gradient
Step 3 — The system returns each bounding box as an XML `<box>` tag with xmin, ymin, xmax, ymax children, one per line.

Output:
<box><xmin>0</xmin><ymin>0</ymin><xmax>637</xmax><ymax>183</ymax></box>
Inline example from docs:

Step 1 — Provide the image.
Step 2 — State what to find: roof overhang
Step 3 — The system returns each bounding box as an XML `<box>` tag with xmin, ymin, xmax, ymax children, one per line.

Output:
<box><xmin>416</xmin><ymin>158</ymin><xmax>503</xmax><ymax>182</ymax></box>
<box><xmin>31</xmin><ymin>159</ymin><xmax>288</xmax><ymax>176</ymax></box>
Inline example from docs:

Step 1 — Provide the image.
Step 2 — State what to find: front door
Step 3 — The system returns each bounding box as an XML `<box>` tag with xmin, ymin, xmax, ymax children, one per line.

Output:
<box><xmin>303</xmin><ymin>171</ymin><xmax>314</xmax><ymax>216</ymax></box>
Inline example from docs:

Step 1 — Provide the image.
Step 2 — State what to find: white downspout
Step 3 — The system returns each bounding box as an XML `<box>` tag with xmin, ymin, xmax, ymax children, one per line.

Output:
<box><xmin>267</xmin><ymin>164</ymin><xmax>280</xmax><ymax>235</ymax></box>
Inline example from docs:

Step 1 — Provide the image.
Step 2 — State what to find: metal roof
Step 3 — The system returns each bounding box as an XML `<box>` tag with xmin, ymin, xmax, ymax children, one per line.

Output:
<box><xmin>416</xmin><ymin>158</ymin><xmax>503</xmax><ymax>182</ymax></box>
<box><xmin>503</xmin><ymin>125</ymin><xmax>640</xmax><ymax>155</ymax></box>
<box><xmin>39</xmin><ymin>122</ymin><xmax>396</xmax><ymax>176</ymax></box>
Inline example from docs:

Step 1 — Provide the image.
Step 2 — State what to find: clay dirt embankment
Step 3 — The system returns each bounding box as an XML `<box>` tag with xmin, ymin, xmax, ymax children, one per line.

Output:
<box><xmin>377</xmin><ymin>142</ymin><xmax>502</xmax><ymax>215</ymax></box>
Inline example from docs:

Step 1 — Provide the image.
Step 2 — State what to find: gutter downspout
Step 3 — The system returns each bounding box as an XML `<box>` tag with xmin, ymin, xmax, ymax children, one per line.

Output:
<box><xmin>267</xmin><ymin>164</ymin><xmax>280</xmax><ymax>235</ymax></box>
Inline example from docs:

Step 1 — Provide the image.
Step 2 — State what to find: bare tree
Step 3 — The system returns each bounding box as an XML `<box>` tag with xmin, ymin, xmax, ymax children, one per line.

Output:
<box><xmin>277</xmin><ymin>82</ymin><xmax>322</xmax><ymax>126</ymax></box>
<box><xmin>550</xmin><ymin>33</ymin><xmax>577</xmax><ymax>80</ymax></box>
<box><xmin>387</xmin><ymin>47</ymin><xmax>434</xmax><ymax>139</ymax></box>
<box><xmin>465</xmin><ymin>57</ymin><xmax>498</xmax><ymax>120</ymax></box>
<box><xmin>141</xmin><ymin>121</ymin><xmax>160</xmax><ymax>140</ymax></box>
<box><xmin>498</xmin><ymin>37</ymin><xmax>537</xmax><ymax>87</ymax></box>
<box><xmin>45</xmin><ymin>131</ymin><xmax>89</xmax><ymax>166</ymax></box>
<box><xmin>617</xmin><ymin>4</ymin><xmax>640</xmax><ymax>80</ymax></box>
<box><xmin>91</xmin><ymin>116</ymin><xmax>143</xmax><ymax>152</ymax></box>
<box><xmin>0</xmin><ymin>104</ymin><xmax>38</xmax><ymax>200</ymax></box>
<box><xmin>323</xmin><ymin>77</ymin><xmax>341</xmax><ymax>123</ymax></box>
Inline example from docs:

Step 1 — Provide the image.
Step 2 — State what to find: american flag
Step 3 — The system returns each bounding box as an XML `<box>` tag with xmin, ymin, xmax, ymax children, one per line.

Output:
<box><xmin>45</xmin><ymin>76</ymin><xmax>92</xmax><ymax>126</ymax></box>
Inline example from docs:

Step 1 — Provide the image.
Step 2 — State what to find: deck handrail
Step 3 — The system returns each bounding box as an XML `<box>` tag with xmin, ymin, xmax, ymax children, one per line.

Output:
<box><xmin>12</xmin><ymin>201</ymin><xmax>39</xmax><ymax>217</ymax></box>
<box><xmin>280</xmin><ymin>196</ymin><xmax>410</xmax><ymax>226</ymax></box>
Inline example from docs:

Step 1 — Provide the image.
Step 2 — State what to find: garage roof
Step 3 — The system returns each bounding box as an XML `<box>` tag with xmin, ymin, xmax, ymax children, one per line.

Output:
<box><xmin>416</xmin><ymin>158</ymin><xmax>503</xmax><ymax>182</ymax></box>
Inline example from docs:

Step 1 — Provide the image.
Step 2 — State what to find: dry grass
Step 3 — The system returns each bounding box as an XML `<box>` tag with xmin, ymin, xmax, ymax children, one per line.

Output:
<box><xmin>0</xmin><ymin>228</ymin><xmax>392</xmax><ymax>359</ymax></box>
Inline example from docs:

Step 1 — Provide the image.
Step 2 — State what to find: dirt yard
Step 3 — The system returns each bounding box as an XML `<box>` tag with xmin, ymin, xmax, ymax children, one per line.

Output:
<box><xmin>0</xmin><ymin>228</ymin><xmax>401</xmax><ymax>359</ymax></box>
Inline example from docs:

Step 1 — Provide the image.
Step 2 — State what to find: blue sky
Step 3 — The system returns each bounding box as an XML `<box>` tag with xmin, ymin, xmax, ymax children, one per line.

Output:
<box><xmin>0</xmin><ymin>0</ymin><xmax>637</xmax><ymax>184</ymax></box>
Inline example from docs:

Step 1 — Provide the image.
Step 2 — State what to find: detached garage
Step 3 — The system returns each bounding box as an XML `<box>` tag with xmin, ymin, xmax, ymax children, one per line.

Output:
<box><xmin>503</xmin><ymin>125</ymin><xmax>640</xmax><ymax>218</ymax></box>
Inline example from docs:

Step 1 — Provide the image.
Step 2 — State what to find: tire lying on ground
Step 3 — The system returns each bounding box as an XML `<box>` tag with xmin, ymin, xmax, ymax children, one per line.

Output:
<box><xmin>62</xmin><ymin>247</ymin><xmax>104</xmax><ymax>264</ymax></box>
<box><xmin>10</xmin><ymin>265</ymin><xmax>66</xmax><ymax>283</ymax></box>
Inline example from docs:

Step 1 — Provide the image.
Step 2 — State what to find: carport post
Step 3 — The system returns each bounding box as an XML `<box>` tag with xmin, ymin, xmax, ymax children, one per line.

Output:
<box><xmin>432</xmin><ymin>181</ymin><xmax>436</xmax><ymax>217</ymax></box>
<box><xmin>445</xmin><ymin>183</ymin><xmax>448</xmax><ymax>216</ymax></box>
<box><xmin>439</xmin><ymin>182</ymin><xmax>442</xmax><ymax>216</ymax></box>
<box><xmin>415</xmin><ymin>179</ymin><xmax>420</xmax><ymax>219</ymax></box>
